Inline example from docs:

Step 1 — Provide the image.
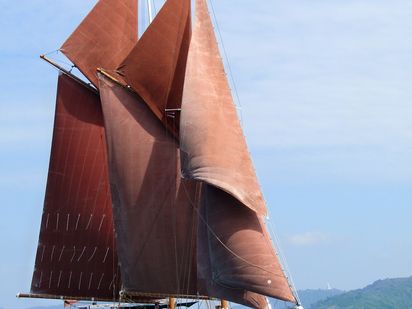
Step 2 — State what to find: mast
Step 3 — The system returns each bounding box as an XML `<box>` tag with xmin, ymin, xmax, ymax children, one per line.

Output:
<box><xmin>220</xmin><ymin>300</ymin><xmax>228</xmax><ymax>309</ymax></box>
<box><xmin>147</xmin><ymin>0</ymin><xmax>154</xmax><ymax>23</ymax></box>
<box><xmin>169</xmin><ymin>297</ymin><xmax>175</xmax><ymax>309</ymax></box>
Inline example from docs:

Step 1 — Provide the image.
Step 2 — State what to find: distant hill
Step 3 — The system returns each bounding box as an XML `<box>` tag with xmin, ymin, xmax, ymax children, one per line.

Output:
<box><xmin>298</xmin><ymin>289</ymin><xmax>343</xmax><ymax>308</ymax></box>
<box><xmin>231</xmin><ymin>289</ymin><xmax>343</xmax><ymax>309</ymax></box>
<box><xmin>313</xmin><ymin>276</ymin><xmax>412</xmax><ymax>309</ymax></box>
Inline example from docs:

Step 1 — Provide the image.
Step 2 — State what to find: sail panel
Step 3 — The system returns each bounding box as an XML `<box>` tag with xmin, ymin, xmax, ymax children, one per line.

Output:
<box><xmin>31</xmin><ymin>74</ymin><xmax>120</xmax><ymax>300</ymax></box>
<box><xmin>61</xmin><ymin>0</ymin><xmax>138</xmax><ymax>87</ymax></box>
<box><xmin>180</xmin><ymin>0</ymin><xmax>266</xmax><ymax>215</ymax></box>
<box><xmin>117</xmin><ymin>0</ymin><xmax>191</xmax><ymax>131</ymax></box>
<box><xmin>98</xmin><ymin>74</ymin><xmax>198</xmax><ymax>297</ymax></box>
<box><xmin>198</xmin><ymin>185</ymin><xmax>296</xmax><ymax>304</ymax></box>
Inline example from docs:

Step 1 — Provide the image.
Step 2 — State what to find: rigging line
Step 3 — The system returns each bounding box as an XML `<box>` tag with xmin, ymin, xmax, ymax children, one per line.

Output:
<box><xmin>180</xmin><ymin>181</ymin><xmax>284</xmax><ymax>277</ymax></box>
<box><xmin>207</xmin><ymin>0</ymin><xmax>244</xmax><ymax>122</ymax></box>
<box><xmin>266</xmin><ymin>217</ymin><xmax>301</xmax><ymax>305</ymax></box>
<box><xmin>171</xmin><ymin>117</ymin><xmax>181</xmax><ymax>293</ymax></box>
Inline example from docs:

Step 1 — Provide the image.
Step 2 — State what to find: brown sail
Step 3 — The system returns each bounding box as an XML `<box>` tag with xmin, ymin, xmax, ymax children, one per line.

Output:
<box><xmin>98</xmin><ymin>73</ymin><xmax>198</xmax><ymax>298</ymax></box>
<box><xmin>117</xmin><ymin>0</ymin><xmax>191</xmax><ymax>130</ymax></box>
<box><xmin>31</xmin><ymin>74</ymin><xmax>120</xmax><ymax>301</ymax></box>
<box><xmin>180</xmin><ymin>0</ymin><xmax>266</xmax><ymax>215</ymax></box>
<box><xmin>60</xmin><ymin>0</ymin><xmax>138</xmax><ymax>87</ymax></box>
<box><xmin>198</xmin><ymin>185</ymin><xmax>296</xmax><ymax>304</ymax></box>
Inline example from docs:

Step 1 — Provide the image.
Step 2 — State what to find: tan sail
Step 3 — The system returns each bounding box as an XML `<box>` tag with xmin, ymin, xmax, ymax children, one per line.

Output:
<box><xmin>61</xmin><ymin>0</ymin><xmax>138</xmax><ymax>87</ymax></box>
<box><xmin>98</xmin><ymin>73</ymin><xmax>198</xmax><ymax>297</ymax></box>
<box><xmin>117</xmin><ymin>0</ymin><xmax>191</xmax><ymax>133</ymax></box>
<box><xmin>198</xmin><ymin>185</ymin><xmax>296</xmax><ymax>303</ymax></box>
<box><xmin>31</xmin><ymin>74</ymin><xmax>120</xmax><ymax>301</ymax></box>
<box><xmin>180</xmin><ymin>0</ymin><xmax>266</xmax><ymax>215</ymax></box>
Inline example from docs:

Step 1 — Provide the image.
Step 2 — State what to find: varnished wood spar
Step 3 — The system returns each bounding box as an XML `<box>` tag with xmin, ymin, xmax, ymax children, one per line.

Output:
<box><xmin>97</xmin><ymin>68</ymin><xmax>164</xmax><ymax>122</ymax></box>
<box><xmin>17</xmin><ymin>292</ymin><xmax>161</xmax><ymax>304</ymax></box>
<box><xmin>221</xmin><ymin>300</ymin><xmax>229</xmax><ymax>309</ymax></box>
<box><xmin>169</xmin><ymin>297</ymin><xmax>175</xmax><ymax>309</ymax></box>
<box><xmin>40</xmin><ymin>55</ymin><xmax>97</xmax><ymax>94</ymax></box>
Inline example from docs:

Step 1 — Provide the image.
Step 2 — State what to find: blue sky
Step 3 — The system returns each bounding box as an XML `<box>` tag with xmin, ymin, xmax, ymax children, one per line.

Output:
<box><xmin>1</xmin><ymin>0</ymin><xmax>411</xmax><ymax>308</ymax></box>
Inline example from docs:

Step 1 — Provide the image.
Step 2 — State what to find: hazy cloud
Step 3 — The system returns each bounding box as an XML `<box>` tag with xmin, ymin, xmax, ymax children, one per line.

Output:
<box><xmin>288</xmin><ymin>232</ymin><xmax>329</xmax><ymax>246</ymax></box>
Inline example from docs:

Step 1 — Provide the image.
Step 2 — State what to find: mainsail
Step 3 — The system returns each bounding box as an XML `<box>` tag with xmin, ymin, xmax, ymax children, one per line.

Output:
<box><xmin>31</xmin><ymin>74</ymin><xmax>120</xmax><ymax>300</ymax></box>
<box><xmin>98</xmin><ymin>74</ymin><xmax>199</xmax><ymax>298</ymax></box>
<box><xmin>26</xmin><ymin>0</ymin><xmax>300</xmax><ymax>308</ymax></box>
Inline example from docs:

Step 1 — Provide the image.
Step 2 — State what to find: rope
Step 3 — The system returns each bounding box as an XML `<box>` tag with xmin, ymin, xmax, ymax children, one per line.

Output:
<box><xmin>208</xmin><ymin>0</ymin><xmax>244</xmax><ymax>124</ymax></box>
<box><xmin>266</xmin><ymin>216</ymin><xmax>301</xmax><ymax>305</ymax></box>
<box><xmin>181</xmin><ymin>182</ymin><xmax>285</xmax><ymax>278</ymax></box>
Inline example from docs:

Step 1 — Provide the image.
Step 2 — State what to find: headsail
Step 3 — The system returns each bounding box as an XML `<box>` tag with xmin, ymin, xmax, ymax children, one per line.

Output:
<box><xmin>116</xmin><ymin>0</ymin><xmax>191</xmax><ymax>131</ymax></box>
<box><xmin>31</xmin><ymin>74</ymin><xmax>120</xmax><ymax>300</ymax></box>
<box><xmin>198</xmin><ymin>185</ymin><xmax>296</xmax><ymax>304</ymax></box>
<box><xmin>180</xmin><ymin>0</ymin><xmax>297</xmax><ymax>304</ymax></box>
<box><xmin>180</xmin><ymin>0</ymin><xmax>266</xmax><ymax>215</ymax></box>
<box><xmin>98</xmin><ymin>74</ymin><xmax>198</xmax><ymax>298</ymax></box>
<box><xmin>60</xmin><ymin>0</ymin><xmax>138</xmax><ymax>87</ymax></box>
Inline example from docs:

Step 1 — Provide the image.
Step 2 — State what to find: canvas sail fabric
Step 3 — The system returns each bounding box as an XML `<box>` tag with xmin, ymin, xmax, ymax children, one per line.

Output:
<box><xmin>60</xmin><ymin>0</ymin><xmax>138</xmax><ymax>87</ymax></box>
<box><xmin>198</xmin><ymin>185</ymin><xmax>296</xmax><ymax>304</ymax></box>
<box><xmin>31</xmin><ymin>74</ymin><xmax>120</xmax><ymax>300</ymax></box>
<box><xmin>117</xmin><ymin>0</ymin><xmax>191</xmax><ymax>130</ymax></box>
<box><xmin>98</xmin><ymin>74</ymin><xmax>198</xmax><ymax>297</ymax></box>
<box><xmin>197</xmin><ymin>187</ymin><xmax>272</xmax><ymax>308</ymax></box>
<box><xmin>181</xmin><ymin>0</ymin><xmax>296</xmax><ymax>304</ymax></box>
<box><xmin>180</xmin><ymin>0</ymin><xmax>266</xmax><ymax>216</ymax></box>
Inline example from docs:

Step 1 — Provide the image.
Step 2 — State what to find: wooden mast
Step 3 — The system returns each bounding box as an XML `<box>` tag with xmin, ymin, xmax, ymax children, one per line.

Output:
<box><xmin>169</xmin><ymin>297</ymin><xmax>175</xmax><ymax>309</ymax></box>
<box><xmin>221</xmin><ymin>300</ymin><xmax>229</xmax><ymax>309</ymax></box>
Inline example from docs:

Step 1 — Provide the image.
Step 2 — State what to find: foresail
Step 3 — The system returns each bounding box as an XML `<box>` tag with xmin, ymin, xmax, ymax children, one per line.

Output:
<box><xmin>198</xmin><ymin>185</ymin><xmax>296</xmax><ymax>304</ymax></box>
<box><xmin>180</xmin><ymin>0</ymin><xmax>266</xmax><ymax>215</ymax></box>
<box><xmin>116</xmin><ymin>0</ymin><xmax>191</xmax><ymax>131</ymax></box>
<box><xmin>31</xmin><ymin>74</ymin><xmax>120</xmax><ymax>300</ymax></box>
<box><xmin>60</xmin><ymin>0</ymin><xmax>138</xmax><ymax>87</ymax></box>
<box><xmin>98</xmin><ymin>74</ymin><xmax>199</xmax><ymax>298</ymax></box>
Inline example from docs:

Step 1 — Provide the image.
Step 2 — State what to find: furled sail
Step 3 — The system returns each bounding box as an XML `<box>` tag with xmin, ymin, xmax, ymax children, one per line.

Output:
<box><xmin>116</xmin><ymin>0</ymin><xmax>191</xmax><ymax>130</ymax></box>
<box><xmin>60</xmin><ymin>0</ymin><xmax>138</xmax><ymax>87</ymax></box>
<box><xmin>180</xmin><ymin>0</ymin><xmax>266</xmax><ymax>216</ymax></box>
<box><xmin>98</xmin><ymin>74</ymin><xmax>198</xmax><ymax>298</ymax></box>
<box><xmin>31</xmin><ymin>74</ymin><xmax>120</xmax><ymax>300</ymax></box>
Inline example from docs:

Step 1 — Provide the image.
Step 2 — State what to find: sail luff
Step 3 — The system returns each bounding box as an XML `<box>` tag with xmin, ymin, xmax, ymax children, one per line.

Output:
<box><xmin>98</xmin><ymin>73</ymin><xmax>199</xmax><ymax>297</ymax></box>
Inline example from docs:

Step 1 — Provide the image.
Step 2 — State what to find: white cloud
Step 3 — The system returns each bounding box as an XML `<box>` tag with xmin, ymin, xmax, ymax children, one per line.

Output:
<box><xmin>288</xmin><ymin>232</ymin><xmax>329</xmax><ymax>246</ymax></box>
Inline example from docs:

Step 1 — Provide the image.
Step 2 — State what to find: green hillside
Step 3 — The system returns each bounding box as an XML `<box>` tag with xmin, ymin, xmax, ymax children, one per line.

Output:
<box><xmin>313</xmin><ymin>277</ymin><xmax>412</xmax><ymax>309</ymax></box>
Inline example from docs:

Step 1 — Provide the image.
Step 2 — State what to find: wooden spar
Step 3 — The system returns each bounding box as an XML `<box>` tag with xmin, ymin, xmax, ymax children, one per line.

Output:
<box><xmin>97</xmin><ymin>68</ymin><xmax>164</xmax><ymax>122</ymax></box>
<box><xmin>97</xmin><ymin>68</ymin><xmax>179</xmax><ymax>141</ymax></box>
<box><xmin>168</xmin><ymin>297</ymin><xmax>175</xmax><ymax>309</ymax></box>
<box><xmin>17</xmin><ymin>292</ymin><xmax>161</xmax><ymax>304</ymax></box>
<box><xmin>220</xmin><ymin>300</ymin><xmax>229</xmax><ymax>309</ymax></box>
<box><xmin>17</xmin><ymin>293</ymin><xmax>101</xmax><ymax>303</ymax></box>
<box><xmin>121</xmin><ymin>290</ymin><xmax>212</xmax><ymax>301</ymax></box>
<box><xmin>40</xmin><ymin>54</ymin><xmax>97</xmax><ymax>94</ymax></box>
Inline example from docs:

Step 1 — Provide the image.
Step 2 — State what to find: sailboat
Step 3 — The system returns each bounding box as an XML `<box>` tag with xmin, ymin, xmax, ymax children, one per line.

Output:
<box><xmin>18</xmin><ymin>0</ymin><xmax>303</xmax><ymax>308</ymax></box>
